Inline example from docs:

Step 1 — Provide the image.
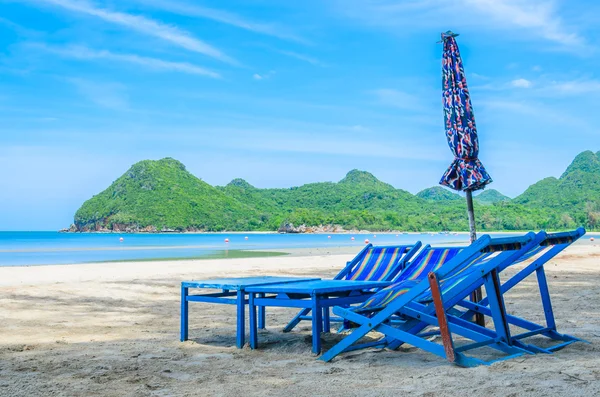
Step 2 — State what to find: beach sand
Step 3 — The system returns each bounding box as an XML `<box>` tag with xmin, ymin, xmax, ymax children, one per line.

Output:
<box><xmin>1</xmin><ymin>243</ymin><xmax>599</xmax><ymax>396</ymax></box>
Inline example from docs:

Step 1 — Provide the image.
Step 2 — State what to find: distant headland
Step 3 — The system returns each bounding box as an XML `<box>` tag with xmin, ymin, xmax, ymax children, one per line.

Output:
<box><xmin>65</xmin><ymin>151</ymin><xmax>600</xmax><ymax>233</ymax></box>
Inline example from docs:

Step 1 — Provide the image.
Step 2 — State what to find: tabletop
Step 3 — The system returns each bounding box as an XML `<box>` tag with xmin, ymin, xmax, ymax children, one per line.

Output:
<box><xmin>182</xmin><ymin>276</ymin><xmax>320</xmax><ymax>291</ymax></box>
<box><xmin>245</xmin><ymin>279</ymin><xmax>391</xmax><ymax>294</ymax></box>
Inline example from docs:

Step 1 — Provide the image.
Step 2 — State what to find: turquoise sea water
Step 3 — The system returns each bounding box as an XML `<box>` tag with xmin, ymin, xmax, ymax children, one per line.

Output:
<box><xmin>0</xmin><ymin>231</ymin><xmax>465</xmax><ymax>266</ymax></box>
<box><xmin>1</xmin><ymin>231</ymin><xmax>595</xmax><ymax>267</ymax></box>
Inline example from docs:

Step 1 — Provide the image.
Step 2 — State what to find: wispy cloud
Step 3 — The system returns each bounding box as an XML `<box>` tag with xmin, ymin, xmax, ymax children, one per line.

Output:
<box><xmin>463</xmin><ymin>0</ymin><xmax>583</xmax><ymax>48</ymax></box>
<box><xmin>0</xmin><ymin>17</ymin><xmax>45</xmax><ymax>38</ymax></box>
<box><xmin>333</xmin><ymin>0</ymin><xmax>587</xmax><ymax>51</ymax></box>
<box><xmin>480</xmin><ymin>76</ymin><xmax>600</xmax><ymax>95</ymax></box>
<box><xmin>67</xmin><ymin>78</ymin><xmax>129</xmax><ymax>110</ymax></box>
<box><xmin>478</xmin><ymin>98</ymin><xmax>595</xmax><ymax>133</ymax></box>
<box><xmin>30</xmin><ymin>43</ymin><xmax>221</xmax><ymax>78</ymax></box>
<box><xmin>276</xmin><ymin>50</ymin><xmax>325</xmax><ymax>66</ymax></box>
<box><xmin>33</xmin><ymin>0</ymin><xmax>237</xmax><ymax>64</ymax></box>
<box><xmin>547</xmin><ymin>79</ymin><xmax>600</xmax><ymax>95</ymax></box>
<box><xmin>133</xmin><ymin>0</ymin><xmax>308</xmax><ymax>44</ymax></box>
<box><xmin>370</xmin><ymin>88</ymin><xmax>422</xmax><ymax>111</ymax></box>
<box><xmin>470</xmin><ymin>72</ymin><xmax>490</xmax><ymax>80</ymax></box>
<box><xmin>253</xmin><ymin>71</ymin><xmax>276</xmax><ymax>80</ymax></box>
<box><xmin>157</xmin><ymin>127</ymin><xmax>445</xmax><ymax>162</ymax></box>
<box><xmin>510</xmin><ymin>78</ymin><xmax>533</xmax><ymax>88</ymax></box>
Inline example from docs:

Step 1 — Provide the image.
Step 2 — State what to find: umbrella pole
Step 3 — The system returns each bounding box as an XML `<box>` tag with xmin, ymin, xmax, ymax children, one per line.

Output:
<box><xmin>466</xmin><ymin>190</ymin><xmax>485</xmax><ymax>327</ymax></box>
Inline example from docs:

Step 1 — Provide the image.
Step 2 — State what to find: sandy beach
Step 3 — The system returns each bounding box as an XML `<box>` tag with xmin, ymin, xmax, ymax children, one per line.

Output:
<box><xmin>1</xmin><ymin>242</ymin><xmax>599</xmax><ymax>397</ymax></box>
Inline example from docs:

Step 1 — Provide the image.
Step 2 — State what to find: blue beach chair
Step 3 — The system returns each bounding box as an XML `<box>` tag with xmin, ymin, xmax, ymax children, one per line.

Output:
<box><xmin>456</xmin><ymin>228</ymin><xmax>586</xmax><ymax>354</ymax></box>
<box><xmin>336</xmin><ymin>245</ymin><xmax>463</xmax><ymax>331</ymax></box>
<box><xmin>320</xmin><ymin>233</ymin><xmax>541</xmax><ymax>366</ymax></box>
<box><xmin>383</xmin><ymin>229</ymin><xmax>588</xmax><ymax>353</ymax></box>
<box><xmin>283</xmin><ymin>242</ymin><xmax>422</xmax><ymax>333</ymax></box>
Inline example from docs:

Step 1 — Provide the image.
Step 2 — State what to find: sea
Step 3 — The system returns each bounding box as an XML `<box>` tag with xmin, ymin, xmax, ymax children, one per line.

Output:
<box><xmin>1</xmin><ymin>231</ymin><xmax>595</xmax><ymax>267</ymax></box>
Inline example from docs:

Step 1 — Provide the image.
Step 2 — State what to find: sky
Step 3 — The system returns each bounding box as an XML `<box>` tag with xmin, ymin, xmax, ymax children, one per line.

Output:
<box><xmin>1</xmin><ymin>0</ymin><xmax>599</xmax><ymax>230</ymax></box>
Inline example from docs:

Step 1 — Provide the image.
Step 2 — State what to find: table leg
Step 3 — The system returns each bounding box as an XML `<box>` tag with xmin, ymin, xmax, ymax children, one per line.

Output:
<box><xmin>312</xmin><ymin>296</ymin><xmax>322</xmax><ymax>354</ymax></box>
<box><xmin>323</xmin><ymin>306</ymin><xmax>331</xmax><ymax>333</ymax></box>
<box><xmin>258</xmin><ymin>293</ymin><xmax>266</xmax><ymax>329</ymax></box>
<box><xmin>236</xmin><ymin>290</ymin><xmax>245</xmax><ymax>348</ymax></box>
<box><xmin>180</xmin><ymin>285</ymin><xmax>189</xmax><ymax>342</ymax></box>
<box><xmin>249</xmin><ymin>293</ymin><xmax>258</xmax><ymax>349</ymax></box>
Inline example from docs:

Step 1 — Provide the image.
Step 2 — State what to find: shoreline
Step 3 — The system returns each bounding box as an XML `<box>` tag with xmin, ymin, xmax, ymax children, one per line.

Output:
<box><xmin>2</xmin><ymin>233</ymin><xmax>597</xmax><ymax>267</ymax></box>
<box><xmin>37</xmin><ymin>229</ymin><xmax>600</xmax><ymax>235</ymax></box>
<box><xmin>1</xmin><ymin>243</ymin><xmax>599</xmax><ymax>396</ymax></box>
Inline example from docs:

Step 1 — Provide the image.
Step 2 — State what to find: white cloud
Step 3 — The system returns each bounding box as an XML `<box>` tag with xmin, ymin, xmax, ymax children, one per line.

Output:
<box><xmin>462</xmin><ymin>0</ymin><xmax>583</xmax><ymax>47</ymax></box>
<box><xmin>370</xmin><ymin>88</ymin><xmax>422</xmax><ymax>110</ymax></box>
<box><xmin>0</xmin><ymin>16</ymin><xmax>44</xmax><ymax>37</ymax></box>
<box><xmin>477</xmin><ymin>76</ymin><xmax>600</xmax><ymax>96</ymax></box>
<box><xmin>470</xmin><ymin>72</ymin><xmax>490</xmax><ymax>80</ymax></box>
<box><xmin>253</xmin><ymin>71</ymin><xmax>276</xmax><ymax>80</ymax></box>
<box><xmin>532</xmin><ymin>65</ymin><xmax>542</xmax><ymax>72</ymax></box>
<box><xmin>34</xmin><ymin>0</ymin><xmax>237</xmax><ymax>64</ymax></box>
<box><xmin>162</xmin><ymin>127</ymin><xmax>446</xmax><ymax>162</ymax></box>
<box><xmin>276</xmin><ymin>50</ymin><xmax>325</xmax><ymax>66</ymax></box>
<box><xmin>67</xmin><ymin>78</ymin><xmax>129</xmax><ymax>110</ymax></box>
<box><xmin>510</xmin><ymin>78</ymin><xmax>533</xmax><ymax>88</ymax></box>
<box><xmin>350</xmin><ymin>125</ymin><xmax>369</xmax><ymax>132</ymax></box>
<box><xmin>134</xmin><ymin>0</ymin><xmax>307</xmax><ymax>44</ymax></box>
<box><xmin>478</xmin><ymin>99</ymin><xmax>594</xmax><ymax>131</ymax></box>
<box><xmin>332</xmin><ymin>0</ymin><xmax>586</xmax><ymax>50</ymax></box>
<box><xmin>30</xmin><ymin>44</ymin><xmax>221</xmax><ymax>78</ymax></box>
<box><xmin>548</xmin><ymin>79</ymin><xmax>600</xmax><ymax>94</ymax></box>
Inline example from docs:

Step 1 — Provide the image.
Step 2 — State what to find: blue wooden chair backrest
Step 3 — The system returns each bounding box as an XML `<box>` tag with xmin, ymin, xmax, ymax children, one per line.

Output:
<box><xmin>501</xmin><ymin>227</ymin><xmax>586</xmax><ymax>271</ymax></box>
<box><xmin>394</xmin><ymin>246</ymin><xmax>463</xmax><ymax>283</ymax></box>
<box><xmin>339</xmin><ymin>243</ymin><xmax>421</xmax><ymax>282</ymax></box>
<box><xmin>354</xmin><ymin>237</ymin><xmax>532</xmax><ymax>311</ymax></box>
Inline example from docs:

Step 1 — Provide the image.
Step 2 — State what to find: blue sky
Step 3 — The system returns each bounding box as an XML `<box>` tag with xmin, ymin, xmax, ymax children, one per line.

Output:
<box><xmin>1</xmin><ymin>0</ymin><xmax>599</xmax><ymax>230</ymax></box>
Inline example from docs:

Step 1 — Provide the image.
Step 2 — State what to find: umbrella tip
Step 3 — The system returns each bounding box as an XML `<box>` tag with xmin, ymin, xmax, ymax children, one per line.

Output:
<box><xmin>440</xmin><ymin>31</ymin><xmax>460</xmax><ymax>42</ymax></box>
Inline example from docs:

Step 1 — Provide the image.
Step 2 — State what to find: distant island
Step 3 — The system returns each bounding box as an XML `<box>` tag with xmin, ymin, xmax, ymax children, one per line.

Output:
<box><xmin>66</xmin><ymin>150</ymin><xmax>600</xmax><ymax>233</ymax></box>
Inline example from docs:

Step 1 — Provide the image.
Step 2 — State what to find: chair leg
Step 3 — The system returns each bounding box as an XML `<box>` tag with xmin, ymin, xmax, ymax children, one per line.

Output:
<box><xmin>283</xmin><ymin>308</ymin><xmax>311</xmax><ymax>332</ymax></box>
<box><xmin>428</xmin><ymin>272</ymin><xmax>456</xmax><ymax>363</ymax></box>
<box><xmin>323</xmin><ymin>306</ymin><xmax>331</xmax><ymax>333</ymax></box>
<box><xmin>258</xmin><ymin>293</ymin><xmax>266</xmax><ymax>329</ymax></box>
<box><xmin>312</xmin><ymin>298</ymin><xmax>323</xmax><ymax>354</ymax></box>
<box><xmin>320</xmin><ymin>315</ymin><xmax>377</xmax><ymax>362</ymax></box>
<box><xmin>483</xmin><ymin>269</ymin><xmax>512</xmax><ymax>345</ymax></box>
<box><xmin>236</xmin><ymin>290</ymin><xmax>245</xmax><ymax>349</ymax></box>
<box><xmin>536</xmin><ymin>268</ymin><xmax>557</xmax><ymax>330</ymax></box>
<box><xmin>249</xmin><ymin>293</ymin><xmax>258</xmax><ymax>349</ymax></box>
<box><xmin>180</xmin><ymin>286</ymin><xmax>188</xmax><ymax>342</ymax></box>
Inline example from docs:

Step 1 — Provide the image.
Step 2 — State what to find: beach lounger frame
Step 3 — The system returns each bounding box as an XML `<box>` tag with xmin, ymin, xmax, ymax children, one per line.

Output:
<box><xmin>320</xmin><ymin>233</ymin><xmax>540</xmax><ymax>366</ymax></box>
<box><xmin>283</xmin><ymin>242</ymin><xmax>422</xmax><ymax>333</ymax></box>
<box><xmin>384</xmin><ymin>229</ymin><xmax>588</xmax><ymax>353</ymax></box>
<box><xmin>456</xmin><ymin>228</ymin><xmax>587</xmax><ymax>354</ymax></box>
<box><xmin>339</xmin><ymin>244</ymin><xmax>464</xmax><ymax>331</ymax></box>
<box><xmin>181</xmin><ymin>277</ymin><xmax>319</xmax><ymax>348</ymax></box>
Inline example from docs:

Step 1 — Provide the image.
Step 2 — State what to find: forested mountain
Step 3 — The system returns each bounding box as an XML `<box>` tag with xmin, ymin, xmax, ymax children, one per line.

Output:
<box><xmin>71</xmin><ymin>151</ymin><xmax>600</xmax><ymax>232</ymax></box>
<box><xmin>513</xmin><ymin>150</ymin><xmax>600</xmax><ymax>228</ymax></box>
<box><xmin>474</xmin><ymin>189</ymin><xmax>511</xmax><ymax>205</ymax></box>
<box><xmin>416</xmin><ymin>186</ymin><xmax>461</xmax><ymax>201</ymax></box>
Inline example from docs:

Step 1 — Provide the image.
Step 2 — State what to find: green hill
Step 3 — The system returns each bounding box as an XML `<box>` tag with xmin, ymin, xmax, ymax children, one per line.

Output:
<box><xmin>70</xmin><ymin>151</ymin><xmax>600</xmax><ymax>232</ymax></box>
<box><xmin>513</xmin><ymin>150</ymin><xmax>600</xmax><ymax>228</ymax></box>
<box><xmin>417</xmin><ymin>186</ymin><xmax>462</xmax><ymax>201</ymax></box>
<box><xmin>474</xmin><ymin>189</ymin><xmax>510</xmax><ymax>205</ymax></box>
<box><xmin>74</xmin><ymin>158</ymin><xmax>262</xmax><ymax>231</ymax></box>
<box><xmin>219</xmin><ymin>170</ymin><xmax>429</xmax><ymax>231</ymax></box>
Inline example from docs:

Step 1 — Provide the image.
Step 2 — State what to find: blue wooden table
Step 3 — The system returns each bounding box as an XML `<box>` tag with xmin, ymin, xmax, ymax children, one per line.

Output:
<box><xmin>246</xmin><ymin>279</ymin><xmax>390</xmax><ymax>354</ymax></box>
<box><xmin>181</xmin><ymin>276</ymin><xmax>319</xmax><ymax>348</ymax></box>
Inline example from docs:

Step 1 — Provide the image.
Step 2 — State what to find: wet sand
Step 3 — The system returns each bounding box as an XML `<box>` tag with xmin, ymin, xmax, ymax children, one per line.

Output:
<box><xmin>0</xmin><ymin>242</ymin><xmax>599</xmax><ymax>396</ymax></box>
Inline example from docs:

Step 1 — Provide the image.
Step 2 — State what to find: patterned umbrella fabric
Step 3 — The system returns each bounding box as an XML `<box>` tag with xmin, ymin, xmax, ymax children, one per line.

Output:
<box><xmin>439</xmin><ymin>31</ymin><xmax>492</xmax><ymax>192</ymax></box>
